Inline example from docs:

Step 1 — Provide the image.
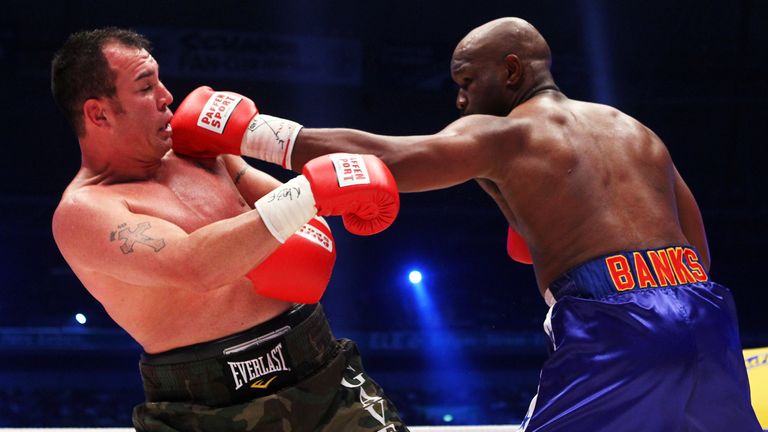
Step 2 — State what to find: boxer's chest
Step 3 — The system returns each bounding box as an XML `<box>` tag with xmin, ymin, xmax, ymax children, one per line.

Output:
<box><xmin>120</xmin><ymin>158</ymin><xmax>250</xmax><ymax>232</ymax></box>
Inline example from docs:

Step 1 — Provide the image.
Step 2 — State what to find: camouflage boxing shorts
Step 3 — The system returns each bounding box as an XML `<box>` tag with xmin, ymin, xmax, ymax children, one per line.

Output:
<box><xmin>132</xmin><ymin>304</ymin><xmax>408</xmax><ymax>432</ymax></box>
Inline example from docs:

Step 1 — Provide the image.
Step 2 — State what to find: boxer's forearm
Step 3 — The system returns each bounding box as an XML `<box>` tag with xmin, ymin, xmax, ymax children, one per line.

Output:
<box><xmin>174</xmin><ymin>210</ymin><xmax>282</xmax><ymax>291</ymax></box>
<box><xmin>293</xmin><ymin>129</ymin><xmax>397</xmax><ymax>169</ymax></box>
<box><xmin>293</xmin><ymin>128</ymin><xmax>445</xmax><ymax>192</ymax></box>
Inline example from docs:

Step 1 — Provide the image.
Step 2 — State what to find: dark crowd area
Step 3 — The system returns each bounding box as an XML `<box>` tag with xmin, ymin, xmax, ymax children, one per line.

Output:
<box><xmin>1</xmin><ymin>0</ymin><xmax>766</xmax><ymax>427</ymax></box>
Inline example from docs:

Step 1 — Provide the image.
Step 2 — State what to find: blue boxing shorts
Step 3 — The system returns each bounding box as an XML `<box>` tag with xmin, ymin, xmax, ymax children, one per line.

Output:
<box><xmin>519</xmin><ymin>245</ymin><xmax>762</xmax><ymax>432</ymax></box>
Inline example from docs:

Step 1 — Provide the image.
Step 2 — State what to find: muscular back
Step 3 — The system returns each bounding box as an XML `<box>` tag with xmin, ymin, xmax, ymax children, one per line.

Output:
<box><xmin>487</xmin><ymin>94</ymin><xmax>692</xmax><ymax>292</ymax></box>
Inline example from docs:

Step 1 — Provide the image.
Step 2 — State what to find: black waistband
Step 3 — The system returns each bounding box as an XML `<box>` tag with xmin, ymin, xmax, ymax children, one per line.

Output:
<box><xmin>138</xmin><ymin>303</ymin><xmax>338</xmax><ymax>406</ymax></box>
<box><xmin>141</xmin><ymin>303</ymin><xmax>317</xmax><ymax>365</ymax></box>
<box><xmin>549</xmin><ymin>245</ymin><xmax>709</xmax><ymax>301</ymax></box>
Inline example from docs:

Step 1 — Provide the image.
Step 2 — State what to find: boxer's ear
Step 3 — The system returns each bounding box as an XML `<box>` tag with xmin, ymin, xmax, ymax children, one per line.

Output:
<box><xmin>83</xmin><ymin>98</ymin><xmax>109</xmax><ymax>130</ymax></box>
<box><xmin>504</xmin><ymin>54</ymin><xmax>523</xmax><ymax>87</ymax></box>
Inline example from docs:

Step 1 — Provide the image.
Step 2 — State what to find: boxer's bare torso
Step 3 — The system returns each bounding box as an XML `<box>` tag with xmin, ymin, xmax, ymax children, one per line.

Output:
<box><xmin>53</xmin><ymin>152</ymin><xmax>292</xmax><ymax>353</ymax></box>
<box><xmin>471</xmin><ymin>92</ymin><xmax>703</xmax><ymax>299</ymax></box>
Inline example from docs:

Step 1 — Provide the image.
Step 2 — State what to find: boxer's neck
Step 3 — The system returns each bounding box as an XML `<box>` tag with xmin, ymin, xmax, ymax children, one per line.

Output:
<box><xmin>80</xmin><ymin>144</ymin><xmax>166</xmax><ymax>184</ymax></box>
<box><xmin>515</xmin><ymin>80</ymin><xmax>561</xmax><ymax>109</ymax></box>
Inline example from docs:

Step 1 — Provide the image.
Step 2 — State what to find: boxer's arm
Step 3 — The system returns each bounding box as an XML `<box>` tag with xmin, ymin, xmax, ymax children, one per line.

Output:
<box><xmin>673</xmin><ymin>168</ymin><xmax>710</xmax><ymax>271</ymax></box>
<box><xmin>52</xmin><ymin>188</ymin><xmax>281</xmax><ymax>292</ymax></box>
<box><xmin>293</xmin><ymin>114</ymin><xmax>508</xmax><ymax>192</ymax></box>
<box><xmin>221</xmin><ymin>154</ymin><xmax>282</xmax><ymax>206</ymax></box>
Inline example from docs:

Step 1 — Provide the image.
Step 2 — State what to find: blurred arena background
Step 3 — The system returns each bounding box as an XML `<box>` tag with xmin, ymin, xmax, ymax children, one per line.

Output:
<box><xmin>1</xmin><ymin>0</ymin><xmax>766</xmax><ymax>428</ymax></box>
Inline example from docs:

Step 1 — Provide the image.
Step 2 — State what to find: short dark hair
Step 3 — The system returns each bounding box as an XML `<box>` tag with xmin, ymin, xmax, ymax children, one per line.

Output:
<box><xmin>51</xmin><ymin>27</ymin><xmax>151</xmax><ymax>137</ymax></box>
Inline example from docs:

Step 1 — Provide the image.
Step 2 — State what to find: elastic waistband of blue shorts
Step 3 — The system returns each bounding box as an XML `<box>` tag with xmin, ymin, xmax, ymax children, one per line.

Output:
<box><xmin>549</xmin><ymin>245</ymin><xmax>709</xmax><ymax>300</ymax></box>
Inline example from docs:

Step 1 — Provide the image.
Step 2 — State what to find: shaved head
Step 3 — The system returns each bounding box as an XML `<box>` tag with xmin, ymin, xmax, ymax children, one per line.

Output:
<box><xmin>450</xmin><ymin>17</ymin><xmax>557</xmax><ymax>116</ymax></box>
<box><xmin>454</xmin><ymin>17</ymin><xmax>551</xmax><ymax>67</ymax></box>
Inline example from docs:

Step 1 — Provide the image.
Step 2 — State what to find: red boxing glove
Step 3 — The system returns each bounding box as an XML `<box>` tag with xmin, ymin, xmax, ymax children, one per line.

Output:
<box><xmin>507</xmin><ymin>226</ymin><xmax>533</xmax><ymax>264</ymax></box>
<box><xmin>303</xmin><ymin>153</ymin><xmax>399</xmax><ymax>236</ymax></box>
<box><xmin>171</xmin><ymin>86</ymin><xmax>302</xmax><ymax>168</ymax></box>
<box><xmin>247</xmin><ymin>217</ymin><xmax>336</xmax><ymax>303</ymax></box>
<box><xmin>254</xmin><ymin>153</ymin><xmax>399</xmax><ymax>241</ymax></box>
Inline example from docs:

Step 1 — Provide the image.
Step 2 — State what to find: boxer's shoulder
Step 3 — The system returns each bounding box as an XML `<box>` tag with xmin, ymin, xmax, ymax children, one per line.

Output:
<box><xmin>56</xmin><ymin>183</ymin><xmax>120</xmax><ymax>217</ymax></box>
<box><xmin>443</xmin><ymin>113</ymin><xmax>533</xmax><ymax>153</ymax></box>
<box><xmin>53</xmin><ymin>184</ymin><xmax>122</xmax><ymax>245</ymax></box>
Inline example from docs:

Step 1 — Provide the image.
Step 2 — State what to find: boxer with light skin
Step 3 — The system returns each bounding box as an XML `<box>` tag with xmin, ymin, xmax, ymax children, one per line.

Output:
<box><xmin>51</xmin><ymin>27</ymin><xmax>408</xmax><ymax>432</ymax></box>
<box><xmin>172</xmin><ymin>17</ymin><xmax>762</xmax><ymax>431</ymax></box>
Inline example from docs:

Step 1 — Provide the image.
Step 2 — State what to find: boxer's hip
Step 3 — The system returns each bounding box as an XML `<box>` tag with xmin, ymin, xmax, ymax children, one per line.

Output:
<box><xmin>548</xmin><ymin>244</ymin><xmax>710</xmax><ymax>300</ymax></box>
<box><xmin>138</xmin><ymin>303</ymin><xmax>338</xmax><ymax>406</ymax></box>
<box><xmin>527</xmin><ymin>246</ymin><xmax>757</xmax><ymax>431</ymax></box>
<box><xmin>544</xmin><ymin>244</ymin><xmax>742</xmax><ymax>366</ymax></box>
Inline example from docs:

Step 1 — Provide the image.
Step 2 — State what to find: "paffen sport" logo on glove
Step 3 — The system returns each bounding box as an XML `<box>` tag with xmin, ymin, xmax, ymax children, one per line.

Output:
<box><xmin>197</xmin><ymin>91</ymin><xmax>243</xmax><ymax>134</ymax></box>
<box><xmin>330</xmin><ymin>154</ymin><xmax>371</xmax><ymax>187</ymax></box>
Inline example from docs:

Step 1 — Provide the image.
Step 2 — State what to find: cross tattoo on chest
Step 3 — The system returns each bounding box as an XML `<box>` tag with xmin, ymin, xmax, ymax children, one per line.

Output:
<box><xmin>110</xmin><ymin>222</ymin><xmax>166</xmax><ymax>254</ymax></box>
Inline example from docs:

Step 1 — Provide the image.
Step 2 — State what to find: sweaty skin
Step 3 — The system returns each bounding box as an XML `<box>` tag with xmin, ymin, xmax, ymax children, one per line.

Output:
<box><xmin>291</xmin><ymin>18</ymin><xmax>709</xmax><ymax>304</ymax></box>
<box><xmin>52</xmin><ymin>43</ymin><xmax>292</xmax><ymax>353</ymax></box>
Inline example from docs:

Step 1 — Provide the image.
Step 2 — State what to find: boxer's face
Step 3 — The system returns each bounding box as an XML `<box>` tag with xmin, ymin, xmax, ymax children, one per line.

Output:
<box><xmin>451</xmin><ymin>51</ymin><xmax>510</xmax><ymax>117</ymax></box>
<box><xmin>102</xmin><ymin>43</ymin><xmax>174</xmax><ymax>159</ymax></box>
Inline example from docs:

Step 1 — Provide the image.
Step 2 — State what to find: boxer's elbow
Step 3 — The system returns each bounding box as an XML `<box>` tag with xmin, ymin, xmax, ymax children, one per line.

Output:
<box><xmin>161</xmin><ymin>247</ymin><xmax>241</xmax><ymax>292</ymax></box>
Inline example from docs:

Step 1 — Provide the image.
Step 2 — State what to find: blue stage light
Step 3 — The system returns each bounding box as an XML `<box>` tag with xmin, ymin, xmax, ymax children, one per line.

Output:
<box><xmin>442</xmin><ymin>414</ymin><xmax>454</xmax><ymax>423</ymax></box>
<box><xmin>75</xmin><ymin>313</ymin><xmax>87</xmax><ymax>325</ymax></box>
<box><xmin>408</xmin><ymin>270</ymin><xmax>423</xmax><ymax>284</ymax></box>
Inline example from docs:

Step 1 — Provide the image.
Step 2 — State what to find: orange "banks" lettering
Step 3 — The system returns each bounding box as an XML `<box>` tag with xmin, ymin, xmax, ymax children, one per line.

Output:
<box><xmin>606</xmin><ymin>255</ymin><xmax>635</xmax><ymax>291</ymax></box>
<box><xmin>667</xmin><ymin>247</ymin><xmax>696</xmax><ymax>284</ymax></box>
<box><xmin>604</xmin><ymin>247</ymin><xmax>707</xmax><ymax>292</ymax></box>
<box><xmin>647</xmin><ymin>250</ymin><xmax>677</xmax><ymax>287</ymax></box>
<box><xmin>633</xmin><ymin>252</ymin><xmax>658</xmax><ymax>288</ymax></box>
<box><xmin>684</xmin><ymin>248</ymin><xmax>708</xmax><ymax>282</ymax></box>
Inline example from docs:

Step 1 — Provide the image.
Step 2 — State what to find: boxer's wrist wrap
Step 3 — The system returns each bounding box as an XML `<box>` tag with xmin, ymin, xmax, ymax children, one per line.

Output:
<box><xmin>241</xmin><ymin>114</ymin><xmax>303</xmax><ymax>169</ymax></box>
<box><xmin>255</xmin><ymin>175</ymin><xmax>317</xmax><ymax>243</ymax></box>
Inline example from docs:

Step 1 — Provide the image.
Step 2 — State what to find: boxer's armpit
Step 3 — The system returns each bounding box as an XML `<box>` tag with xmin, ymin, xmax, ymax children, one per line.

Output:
<box><xmin>109</xmin><ymin>221</ymin><xmax>167</xmax><ymax>254</ymax></box>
